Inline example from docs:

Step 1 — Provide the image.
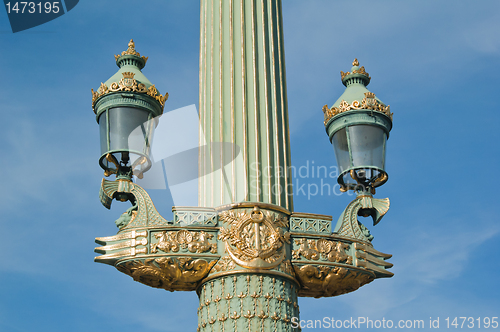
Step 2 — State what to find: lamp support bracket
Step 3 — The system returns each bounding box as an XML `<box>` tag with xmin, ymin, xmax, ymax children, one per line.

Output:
<box><xmin>334</xmin><ymin>195</ymin><xmax>390</xmax><ymax>242</ymax></box>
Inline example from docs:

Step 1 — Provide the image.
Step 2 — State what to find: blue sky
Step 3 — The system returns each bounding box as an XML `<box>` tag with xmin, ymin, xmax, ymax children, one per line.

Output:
<box><xmin>1</xmin><ymin>1</ymin><xmax>499</xmax><ymax>331</ymax></box>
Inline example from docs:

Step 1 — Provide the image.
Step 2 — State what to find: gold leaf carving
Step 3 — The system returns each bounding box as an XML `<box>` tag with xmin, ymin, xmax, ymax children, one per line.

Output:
<box><xmin>294</xmin><ymin>265</ymin><xmax>373</xmax><ymax>298</ymax></box>
<box><xmin>293</xmin><ymin>239</ymin><xmax>352</xmax><ymax>265</ymax></box>
<box><xmin>212</xmin><ymin>256</ymin><xmax>236</xmax><ymax>272</ymax></box>
<box><xmin>92</xmin><ymin>73</ymin><xmax>168</xmax><ymax>112</ymax></box>
<box><xmin>217</xmin><ymin>207</ymin><xmax>289</xmax><ymax>269</ymax></box>
<box><xmin>114</xmin><ymin>39</ymin><xmax>148</xmax><ymax>63</ymax></box>
<box><xmin>323</xmin><ymin>92</ymin><xmax>393</xmax><ymax>125</ymax></box>
<box><xmin>117</xmin><ymin>257</ymin><xmax>216</xmax><ymax>292</ymax></box>
<box><xmin>150</xmin><ymin>230</ymin><xmax>217</xmax><ymax>254</ymax></box>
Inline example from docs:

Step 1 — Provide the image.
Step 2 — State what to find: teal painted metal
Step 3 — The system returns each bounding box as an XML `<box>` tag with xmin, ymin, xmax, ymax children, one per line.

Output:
<box><xmin>198</xmin><ymin>0</ymin><xmax>293</xmax><ymax>211</ymax></box>
<box><xmin>326</xmin><ymin>110</ymin><xmax>392</xmax><ymax>142</ymax></box>
<box><xmin>197</xmin><ymin>274</ymin><xmax>299</xmax><ymax>331</ymax></box>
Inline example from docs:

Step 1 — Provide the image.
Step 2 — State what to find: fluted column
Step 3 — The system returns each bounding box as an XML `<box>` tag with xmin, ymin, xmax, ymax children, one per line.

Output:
<box><xmin>197</xmin><ymin>274</ymin><xmax>299</xmax><ymax>332</ymax></box>
<box><xmin>199</xmin><ymin>0</ymin><xmax>293</xmax><ymax>210</ymax></box>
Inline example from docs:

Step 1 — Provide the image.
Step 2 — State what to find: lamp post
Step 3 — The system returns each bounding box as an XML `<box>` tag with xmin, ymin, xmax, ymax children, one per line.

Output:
<box><xmin>91</xmin><ymin>3</ymin><xmax>394</xmax><ymax>332</ymax></box>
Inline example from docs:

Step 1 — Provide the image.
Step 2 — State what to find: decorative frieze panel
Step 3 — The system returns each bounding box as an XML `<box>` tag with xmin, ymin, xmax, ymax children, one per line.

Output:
<box><xmin>150</xmin><ymin>230</ymin><xmax>217</xmax><ymax>254</ymax></box>
<box><xmin>173</xmin><ymin>207</ymin><xmax>218</xmax><ymax>226</ymax></box>
<box><xmin>292</xmin><ymin>238</ymin><xmax>353</xmax><ymax>265</ymax></box>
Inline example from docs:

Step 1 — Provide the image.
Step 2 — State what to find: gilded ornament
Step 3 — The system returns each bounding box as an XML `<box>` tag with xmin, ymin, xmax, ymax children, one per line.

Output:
<box><xmin>292</xmin><ymin>239</ymin><xmax>319</xmax><ymax>260</ymax></box>
<box><xmin>109</xmin><ymin>72</ymin><xmax>148</xmax><ymax>93</ymax></box>
<box><xmin>323</xmin><ymin>92</ymin><xmax>393</xmax><ymax>125</ymax></box>
<box><xmin>150</xmin><ymin>230</ymin><xmax>217</xmax><ymax>254</ymax></box>
<box><xmin>218</xmin><ymin>207</ymin><xmax>290</xmax><ymax>269</ymax></box>
<box><xmin>292</xmin><ymin>238</ymin><xmax>352</xmax><ymax>265</ymax></box>
<box><xmin>114</xmin><ymin>39</ymin><xmax>149</xmax><ymax>64</ymax></box>
<box><xmin>212</xmin><ymin>256</ymin><xmax>236</xmax><ymax>272</ymax></box>
<box><xmin>117</xmin><ymin>257</ymin><xmax>216</xmax><ymax>291</ymax></box>
<box><xmin>340</xmin><ymin>58</ymin><xmax>371</xmax><ymax>80</ymax></box>
<box><xmin>257</xmin><ymin>311</ymin><xmax>268</xmax><ymax>319</ymax></box>
<box><xmin>92</xmin><ymin>73</ymin><xmax>168</xmax><ymax>112</ymax></box>
<box><xmin>243</xmin><ymin>311</ymin><xmax>255</xmax><ymax>319</ymax></box>
<box><xmin>293</xmin><ymin>265</ymin><xmax>374</xmax><ymax>298</ymax></box>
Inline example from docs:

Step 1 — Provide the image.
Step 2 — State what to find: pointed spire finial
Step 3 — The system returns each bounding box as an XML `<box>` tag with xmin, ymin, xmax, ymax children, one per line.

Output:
<box><xmin>127</xmin><ymin>39</ymin><xmax>136</xmax><ymax>53</ymax></box>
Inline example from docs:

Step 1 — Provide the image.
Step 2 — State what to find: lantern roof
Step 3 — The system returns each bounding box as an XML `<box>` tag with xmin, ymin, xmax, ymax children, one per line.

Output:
<box><xmin>323</xmin><ymin>59</ymin><xmax>392</xmax><ymax>126</ymax></box>
<box><xmin>91</xmin><ymin>39</ymin><xmax>168</xmax><ymax>114</ymax></box>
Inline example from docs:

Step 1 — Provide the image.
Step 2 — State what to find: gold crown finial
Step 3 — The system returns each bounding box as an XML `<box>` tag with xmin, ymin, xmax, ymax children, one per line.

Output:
<box><xmin>114</xmin><ymin>39</ymin><xmax>149</xmax><ymax>64</ymax></box>
<box><xmin>340</xmin><ymin>58</ymin><xmax>370</xmax><ymax>81</ymax></box>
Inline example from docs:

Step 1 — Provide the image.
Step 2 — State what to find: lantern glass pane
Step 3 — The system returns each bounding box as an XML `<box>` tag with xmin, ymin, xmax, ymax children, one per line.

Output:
<box><xmin>98</xmin><ymin>111</ymin><xmax>108</xmax><ymax>156</ymax></box>
<box><xmin>108</xmin><ymin>107</ymin><xmax>150</xmax><ymax>155</ymax></box>
<box><xmin>332</xmin><ymin>127</ymin><xmax>350</xmax><ymax>173</ymax></box>
<box><xmin>348</xmin><ymin>125</ymin><xmax>386</xmax><ymax>170</ymax></box>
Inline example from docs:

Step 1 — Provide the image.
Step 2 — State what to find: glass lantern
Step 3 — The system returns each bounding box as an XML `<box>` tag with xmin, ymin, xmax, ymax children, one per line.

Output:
<box><xmin>98</xmin><ymin>106</ymin><xmax>157</xmax><ymax>178</ymax></box>
<box><xmin>331</xmin><ymin>121</ymin><xmax>389</xmax><ymax>192</ymax></box>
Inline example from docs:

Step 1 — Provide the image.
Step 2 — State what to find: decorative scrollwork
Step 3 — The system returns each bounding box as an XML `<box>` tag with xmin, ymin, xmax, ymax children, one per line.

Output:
<box><xmin>150</xmin><ymin>230</ymin><xmax>217</xmax><ymax>254</ymax></box>
<box><xmin>117</xmin><ymin>257</ymin><xmax>216</xmax><ymax>292</ymax></box>
<box><xmin>323</xmin><ymin>92</ymin><xmax>393</xmax><ymax>125</ymax></box>
<box><xmin>92</xmin><ymin>72</ymin><xmax>168</xmax><ymax>111</ymax></box>
<box><xmin>218</xmin><ymin>207</ymin><xmax>290</xmax><ymax>269</ymax></box>
<box><xmin>109</xmin><ymin>72</ymin><xmax>148</xmax><ymax>93</ymax></box>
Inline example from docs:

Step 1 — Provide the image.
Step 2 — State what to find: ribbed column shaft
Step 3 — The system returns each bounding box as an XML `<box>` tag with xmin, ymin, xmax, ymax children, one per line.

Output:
<box><xmin>197</xmin><ymin>274</ymin><xmax>299</xmax><ymax>332</ymax></box>
<box><xmin>199</xmin><ymin>0</ymin><xmax>293</xmax><ymax>210</ymax></box>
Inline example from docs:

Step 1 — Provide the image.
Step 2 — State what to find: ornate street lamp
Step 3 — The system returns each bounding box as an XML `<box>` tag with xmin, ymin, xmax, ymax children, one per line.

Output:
<box><xmin>90</xmin><ymin>6</ymin><xmax>394</xmax><ymax>332</ymax></box>
<box><xmin>323</xmin><ymin>59</ymin><xmax>393</xmax><ymax>194</ymax></box>
<box><xmin>323</xmin><ymin>59</ymin><xmax>393</xmax><ymax>233</ymax></box>
<box><xmin>91</xmin><ymin>39</ymin><xmax>168</xmax><ymax>182</ymax></box>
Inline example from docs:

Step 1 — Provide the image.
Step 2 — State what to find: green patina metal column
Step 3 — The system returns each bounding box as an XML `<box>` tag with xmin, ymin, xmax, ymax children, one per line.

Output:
<box><xmin>198</xmin><ymin>0</ymin><xmax>292</xmax><ymax>210</ymax></box>
<box><xmin>197</xmin><ymin>1</ymin><xmax>298</xmax><ymax>330</ymax></box>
